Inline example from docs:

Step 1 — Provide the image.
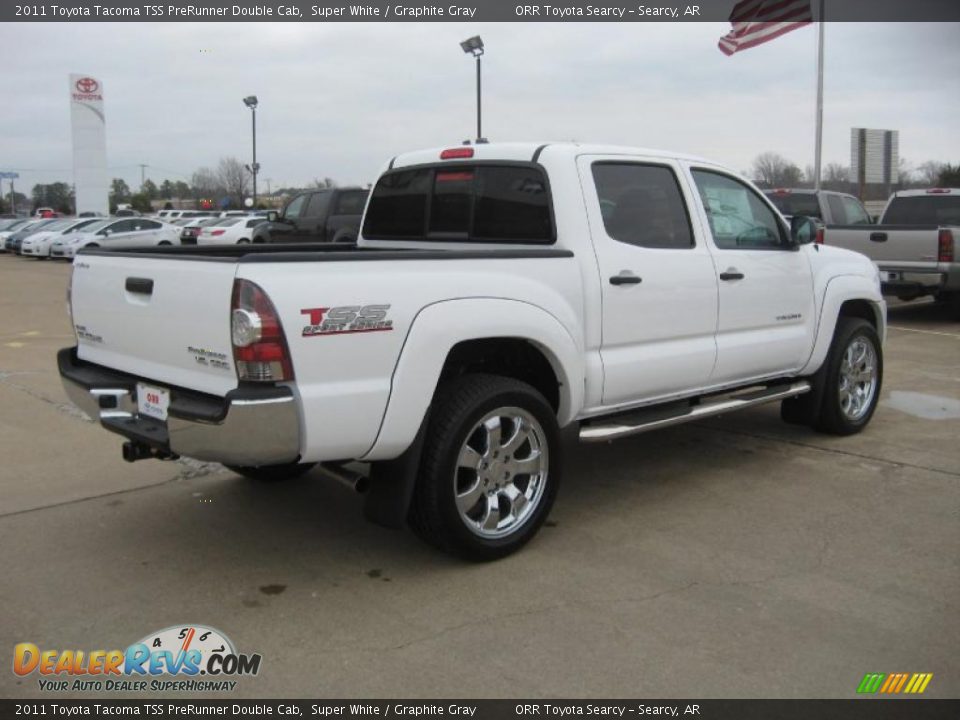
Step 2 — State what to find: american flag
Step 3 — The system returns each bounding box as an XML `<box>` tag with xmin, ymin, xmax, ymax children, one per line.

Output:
<box><xmin>718</xmin><ymin>0</ymin><xmax>814</xmax><ymax>56</ymax></box>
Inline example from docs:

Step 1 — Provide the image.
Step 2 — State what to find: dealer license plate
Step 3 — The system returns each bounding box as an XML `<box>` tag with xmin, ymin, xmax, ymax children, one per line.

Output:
<box><xmin>137</xmin><ymin>383</ymin><xmax>170</xmax><ymax>422</ymax></box>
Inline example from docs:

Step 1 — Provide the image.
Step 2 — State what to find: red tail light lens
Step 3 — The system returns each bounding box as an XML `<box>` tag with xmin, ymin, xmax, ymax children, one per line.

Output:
<box><xmin>440</xmin><ymin>147</ymin><xmax>474</xmax><ymax>160</ymax></box>
<box><xmin>938</xmin><ymin>229</ymin><xmax>954</xmax><ymax>263</ymax></box>
<box><xmin>231</xmin><ymin>279</ymin><xmax>294</xmax><ymax>382</ymax></box>
<box><xmin>815</xmin><ymin>227</ymin><xmax>825</xmax><ymax>245</ymax></box>
<box><xmin>211</xmin><ymin>229</ymin><xmax>226</xmax><ymax>236</ymax></box>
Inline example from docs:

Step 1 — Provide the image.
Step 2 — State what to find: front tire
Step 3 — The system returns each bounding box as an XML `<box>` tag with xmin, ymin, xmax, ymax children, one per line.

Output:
<box><xmin>409</xmin><ymin>374</ymin><xmax>560</xmax><ymax>561</ymax></box>
<box><xmin>226</xmin><ymin>461</ymin><xmax>316</xmax><ymax>482</ymax></box>
<box><xmin>814</xmin><ymin>318</ymin><xmax>883</xmax><ymax>435</ymax></box>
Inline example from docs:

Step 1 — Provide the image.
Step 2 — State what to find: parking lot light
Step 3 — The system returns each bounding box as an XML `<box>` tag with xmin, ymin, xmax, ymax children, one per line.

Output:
<box><xmin>460</xmin><ymin>36</ymin><xmax>486</xmax><ymax>144</ymax></box>
<box><xmin>243</xmin><ymin>96</ymin><xmax>259</xmax><ymax>208</ymax></box>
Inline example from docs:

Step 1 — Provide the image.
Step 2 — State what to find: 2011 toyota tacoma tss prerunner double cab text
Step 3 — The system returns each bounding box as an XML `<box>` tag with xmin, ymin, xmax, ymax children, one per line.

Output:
<box><xmin>59</xmin><ymin>143</ymin><xmax>886</xmax><ymax>560</ymax></box>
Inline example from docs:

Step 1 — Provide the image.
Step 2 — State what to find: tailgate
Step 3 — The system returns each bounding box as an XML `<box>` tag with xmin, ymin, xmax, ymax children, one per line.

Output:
<box><xmin>70</xmin><ymin>254</ymin><xmax>239</xmax><ymax>396</ymax></box>
<box><xmin>825</xmin><ymin>225</ymin><xmax>940</xmax><ymax>264</ymax></box>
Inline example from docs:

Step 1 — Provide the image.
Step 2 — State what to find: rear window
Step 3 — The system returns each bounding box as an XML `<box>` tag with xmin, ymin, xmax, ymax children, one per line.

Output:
<box><xmin>766</xmin><ymin>192</ymin><xmax>821</xmax><ymax>219</ymax></box>
<box><xmin>883</xmin><ymin>196</ymin><xmax>960</xmax><ymax>225</ymax></box>
<box><xmin>363</xmin><ymin>164</ymin><xmax>553</xmax><ymax>243</ymax></box>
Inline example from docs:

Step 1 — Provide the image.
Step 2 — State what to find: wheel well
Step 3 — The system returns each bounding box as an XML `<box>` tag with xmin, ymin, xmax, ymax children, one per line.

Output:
<box><xmin>838</xmin><ymin>299</ymin><xmax>878</xmax><ymax>329</ymax></box>
<box><xmin>439</xmin><ymin>338</ymin><xmax>560</xmax><ymax>412</ymax></box>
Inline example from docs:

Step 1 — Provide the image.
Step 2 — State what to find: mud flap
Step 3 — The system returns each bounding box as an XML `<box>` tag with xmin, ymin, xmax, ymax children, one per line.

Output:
<box><xmin>781</xmin><ymin>362</ymin><xmax>827</xmax><ymax>426</ymax></box>
<box><xmin>362</xmin><ymin>410</ymin><xmax>430</xmax><ymax>529</ymax></box>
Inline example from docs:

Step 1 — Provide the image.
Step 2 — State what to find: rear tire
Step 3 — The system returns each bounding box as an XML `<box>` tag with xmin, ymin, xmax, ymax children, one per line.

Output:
<box><xmin>813</xmin><ymin>318</ymin><xmax>883</xmax><ymax>435</ymax></box>
<box><xmin>409</xmin><ymin>373</ymin><xmax>560</xmax><ymax>561</ymax></box>
<box><xmin>158</xmin><ymin>241</ymin><xmax>172</xmax><ymax>246</ymax></box>
<box><xmin>939</xmin><ymin>291</ymin><xmax>960</xmax><ymax>320</ymax></box>
<box><xmin>226</xmin><ymin>461</ymin><xmax>316</xmax><ymax>482</ymax></box>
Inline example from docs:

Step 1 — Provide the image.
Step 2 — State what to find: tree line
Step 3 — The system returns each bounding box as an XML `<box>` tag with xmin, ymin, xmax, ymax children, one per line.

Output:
<box><xmin>1</xmin><ymin>156</ymin><xmax>341</xmax><ymax>215</ymax></box>
<box><xmin>750</xmin><ymin>153</ymin><xmax>960</xmax><ymax>193</ymax></box>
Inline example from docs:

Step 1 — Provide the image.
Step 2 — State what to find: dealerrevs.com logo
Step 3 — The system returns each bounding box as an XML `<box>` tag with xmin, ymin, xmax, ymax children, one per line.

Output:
<box><xmin>13</xmin><ymin>624</ymin><xmax>262</xmax><ymax>692</ymax></box>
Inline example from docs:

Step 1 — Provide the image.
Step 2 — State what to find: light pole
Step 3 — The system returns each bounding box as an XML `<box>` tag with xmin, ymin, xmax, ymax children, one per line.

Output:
<box><xmin>243</xmin><ymin>95</ymin><xmax>260</xmax><ymax>208</ymax></box>
<box><xmin>460</xmin><ymin>36</ymin><xmax>486</xmax><ymax>143</ymax></box>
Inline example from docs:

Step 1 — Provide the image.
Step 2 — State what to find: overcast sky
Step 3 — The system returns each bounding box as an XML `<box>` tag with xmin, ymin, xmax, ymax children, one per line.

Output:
<box><xmin>2</xmin><ymin>21</ymin><xmax>958</xmax><ymax>192</ymax></box>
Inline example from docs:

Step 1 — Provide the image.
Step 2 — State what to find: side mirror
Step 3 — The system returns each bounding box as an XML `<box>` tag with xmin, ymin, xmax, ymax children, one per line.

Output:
<box><xmin>790</xmin><ymin>215</ymin><xmax>817</xmax><ymax>245</ymax></box>
<box><xmin>267</xmin><ymin>211</ymin><xmax>279</xmax><ymax>222</ymax></box>
<box><xmin>100</xmin><ymin>229</ymin><xmax>112</xmax><ymax>236</ymax></box>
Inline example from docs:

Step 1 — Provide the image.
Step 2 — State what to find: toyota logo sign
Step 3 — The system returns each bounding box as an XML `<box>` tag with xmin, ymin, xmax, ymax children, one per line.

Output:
<box><xmin>75</xmin><ymin>77</ymin><xmax>99</xmax><ymax>94</ymax></box>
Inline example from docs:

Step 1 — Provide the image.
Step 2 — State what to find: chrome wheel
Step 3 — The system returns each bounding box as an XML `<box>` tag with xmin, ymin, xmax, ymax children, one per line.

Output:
<box><xmin>838</xmin><ymin>336</ymin><xmax>878</xmax><ymax>422</ymax></box>
<box><xmin>453</xmin><ymin>407</ymin><xmax>548</xmax><ymax>539</ymax></box>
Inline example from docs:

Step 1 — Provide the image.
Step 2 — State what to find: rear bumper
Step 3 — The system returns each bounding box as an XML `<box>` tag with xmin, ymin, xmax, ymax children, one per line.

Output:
<box><xmin>58</xmin><ymin>347</ymin><xmax>301</xmax><ymax>466</ymax></box>
<box><xmin>877</xmin><ymin>265</ymin><xmax>954</xmax><ymax>296</ymax></box>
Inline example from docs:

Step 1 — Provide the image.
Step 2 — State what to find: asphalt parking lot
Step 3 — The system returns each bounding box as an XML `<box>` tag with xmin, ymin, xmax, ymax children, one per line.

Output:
<box><xmin>0</xmin><ymin>253</ymin><xmax>957</xmax><ymax>699</ymax></box>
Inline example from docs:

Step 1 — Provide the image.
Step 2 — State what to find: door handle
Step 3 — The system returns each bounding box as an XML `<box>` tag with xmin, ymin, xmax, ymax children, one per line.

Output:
<box><xmin>125</xmin><ymin>277</ymin><xmax>154</xmax><ymax>295</ymax></box>
<box><xmin>609</xmin><ymin>272</ymin><xmax>642</xmax><ymax>286</ymax></box>
<box><xmin>870</xmin><ymin>232</ymin><xmax>888</xmax><ymax>242</ymax></box>
<box><xmin>719</xmin><ymin>270</ymin><xmax>745</xmax><ymax>281</ymax></box>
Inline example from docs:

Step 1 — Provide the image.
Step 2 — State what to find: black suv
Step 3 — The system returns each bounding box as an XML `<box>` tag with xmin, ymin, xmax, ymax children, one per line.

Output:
<box><xmin>252</xmin><ymin>187</ymin><xmax>368</xmax><ymax>244</ymax></box>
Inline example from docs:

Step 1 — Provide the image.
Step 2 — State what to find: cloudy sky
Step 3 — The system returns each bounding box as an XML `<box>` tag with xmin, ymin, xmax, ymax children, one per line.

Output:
<box><xmin>2</xmin><ymin>21</ymin><xmax>958</xmax><ymax>192</ymax></box>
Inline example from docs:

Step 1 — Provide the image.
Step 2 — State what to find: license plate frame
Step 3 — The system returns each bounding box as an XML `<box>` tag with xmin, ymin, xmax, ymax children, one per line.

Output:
<box><xmin>137</xmin><ymin>382</ymin><xmax>170</xmax><ymax>422</ymax></box>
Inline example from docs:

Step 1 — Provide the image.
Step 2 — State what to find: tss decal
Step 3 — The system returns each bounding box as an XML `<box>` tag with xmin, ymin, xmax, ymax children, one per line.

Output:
<box><xmin>301</xmin><ymin>305</ymin><xmax>394</xmax><ymax>337</ymax></box>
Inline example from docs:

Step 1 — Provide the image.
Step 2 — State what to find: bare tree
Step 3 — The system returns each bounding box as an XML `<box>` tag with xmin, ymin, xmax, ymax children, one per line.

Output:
<box><xmin>752</xmin><ymin>152</ymin><xmax>803</xmax><ymax>188</ymax></box>
<box><xmin>310</xmin><ymin>177</ymin><xmax>338</xmax><ymax>189</ymax></box>
<box><xmin>823</xmin><ymin>163</ymin><xmax>849</xmax><ymax>184</ymax></box>
<box><xmin>916</xmin><ymin>161</ymin><xmax>946</xmax><ymax>186</ymax></box>
<box><xmin>217</xmin><ymin>157</ymin><xmax>250</xmax><ymax>207</ymax></box>
<box><xmin>897</xmin><ymin>157</ymin><xmax>913</xmax><ymax>185</ymax></box>
<box><xmin>191</xmin><ymin>167</ymin><xmax>222</xmax><ymax>201</ymax></box>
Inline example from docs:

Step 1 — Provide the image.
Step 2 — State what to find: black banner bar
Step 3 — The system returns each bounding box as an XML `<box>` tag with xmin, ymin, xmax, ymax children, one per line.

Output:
<box><xmin>1</xmin><ymin>700</ymin><xmax>959</xmax><ymax>719</ymax></box>
<box><xmin>3</xmin><ymin>0</ymin><xmax>960</xmax><ymax>23</ymax></box>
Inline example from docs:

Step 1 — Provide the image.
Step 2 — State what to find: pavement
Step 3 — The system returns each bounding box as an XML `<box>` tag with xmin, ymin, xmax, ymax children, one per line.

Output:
<box><xmin>0</xmin><ymin>253</ymin><xmax>957</xmax><ymax>699</ymax></box>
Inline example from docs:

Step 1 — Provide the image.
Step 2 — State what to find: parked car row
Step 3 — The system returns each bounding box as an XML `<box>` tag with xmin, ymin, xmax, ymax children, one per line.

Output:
<box><xmin>0</xmin><ymin>215</ymin><xmax>182</xmax><ymax>259</ymax></box>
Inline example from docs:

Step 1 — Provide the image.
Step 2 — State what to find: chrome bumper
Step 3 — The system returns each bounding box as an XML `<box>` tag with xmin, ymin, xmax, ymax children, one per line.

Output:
<box><xmin>58</xmin><ymin>348</ymin><xmax>301</xmax><ymax>466</ymax></box>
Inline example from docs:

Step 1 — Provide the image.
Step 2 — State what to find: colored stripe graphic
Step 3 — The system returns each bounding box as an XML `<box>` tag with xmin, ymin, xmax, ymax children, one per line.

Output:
<box><xmin>857</xmin><ymin>672</ymin><xmax>932</xmax><ymax>694</ymax></box>
<box><xmin>857</xmin><ymin>673</ymin><xmax>885</xmax><ymax>693</ymax></box>
<box><xmin>904</xmin><ymin>673</ymin><xmax>933</xmax><ymax>694</ymax></box>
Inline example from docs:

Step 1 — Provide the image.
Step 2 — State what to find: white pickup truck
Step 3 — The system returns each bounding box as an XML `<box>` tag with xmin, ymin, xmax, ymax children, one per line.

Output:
<box><xmin>59</xmin><ymin>142</ymin><xmax>886</xmax><ymax>560</ymax></box>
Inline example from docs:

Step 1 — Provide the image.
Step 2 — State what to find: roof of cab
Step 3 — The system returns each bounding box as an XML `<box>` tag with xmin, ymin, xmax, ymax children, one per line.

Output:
<box><xmin>893</xmin><ymin>188</ymin><xmax>959</xmax><ymax>197</ymax></box>
<box><xmin>389</xmin><ymin>141</ymin><xmax>715</xmax><ymax>169</ymax></box>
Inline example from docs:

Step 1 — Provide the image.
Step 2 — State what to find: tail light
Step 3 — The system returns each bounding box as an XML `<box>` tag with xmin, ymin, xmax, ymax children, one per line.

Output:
<box><xmin>815</xmin><ymin>227</ymin><xmax>825</xmax><ymax>245</ymax></box>
<box><xmin>231</xmin><ymin>279</ymin><xmax>294</xmax><ymax>382</ymax></box>
<box><xmin>939</xmin><ymin>229</ymin><xmax>954</xmax><ymax>263</ymax></box>
<box><xmin>211</xmin><ymin>229</ymin><xmax>226</xmax><ymax>236</ymax></box>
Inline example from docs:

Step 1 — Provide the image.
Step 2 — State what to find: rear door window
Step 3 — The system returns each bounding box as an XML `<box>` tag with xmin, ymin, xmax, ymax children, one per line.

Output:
<box><xmin>826</xmin><ymin>195</ymin><xmax>848</xmax><ymax>224</ymax></box>
<box><xmin>841</xmin><ymin>196</ymin><xmax>871</xmax><ymax>225</ymax></box>
<box><xmin>591</xmin><ymin>162</ymin><xmax>694</xmax><ymax>249</ymax></box>
<box><xmin>304</xmin><ymin>192</ymin><xmax>332</xmax><ymax>218</ymax></box>
<box><xmin>363</xmin><ymin>164</ymin><xmax>553</xmax><ymax>243</ymax></box>
<box><xmin>333</xmin><ymin>191</ymin><xmax>368</xmax><ymax>216</ymax></box>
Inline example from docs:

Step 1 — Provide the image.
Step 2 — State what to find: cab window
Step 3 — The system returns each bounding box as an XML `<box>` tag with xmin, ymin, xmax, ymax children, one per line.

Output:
<box><xmin>692</xmin><ymin>170</ymin><xmax>788</xmax><ymax>250</ymax></box>
<box><xmin>283</xmin><ymin>194</ymin><xmax>308</xmax><ymax>220</ymax></box>
<box><xmin>591</xmin><ymin>162</ymin><xmax>694</xmax><ymax>249</ymax></box>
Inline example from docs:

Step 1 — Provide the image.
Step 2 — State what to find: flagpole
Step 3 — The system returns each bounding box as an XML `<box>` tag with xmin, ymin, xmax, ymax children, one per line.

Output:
<box><xmin>814</xmin><ymin>0</ymin><xmax>825</xmax><ymax>191</ymax></box>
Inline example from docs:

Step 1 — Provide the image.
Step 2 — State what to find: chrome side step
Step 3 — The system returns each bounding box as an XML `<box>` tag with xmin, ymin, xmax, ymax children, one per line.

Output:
<box><xmin>579</xmin><ymin>381</ymin><xmax>811</xmax><ymax>443</ymax></box>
